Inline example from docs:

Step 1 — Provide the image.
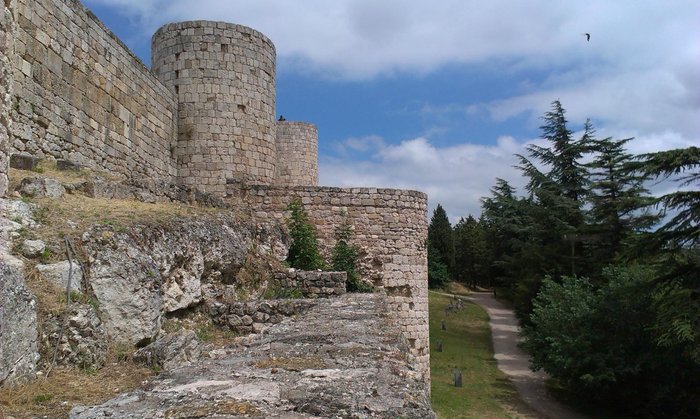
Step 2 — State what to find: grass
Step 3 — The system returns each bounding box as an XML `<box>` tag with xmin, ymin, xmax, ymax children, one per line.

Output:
<box><xmin>0</xmin><ymin>347</ymin><xmax>154</xmax><ymax>418</ymax></box>
<box><xmin>429</xmin><ymin>291</ymin><xmax>536</xmax><ymax>418</ymax></box>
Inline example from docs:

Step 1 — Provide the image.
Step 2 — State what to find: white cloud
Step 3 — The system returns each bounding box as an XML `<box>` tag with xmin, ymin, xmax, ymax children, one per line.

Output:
<box><xmin>321</xmin><ymin>135</ymin><xmax>529</xmax><ymax>222</ymax></box>
<box><xmin>84</xmin><ymin>0</ymin><xmax>699</xmax><ymax>222</ymax></box>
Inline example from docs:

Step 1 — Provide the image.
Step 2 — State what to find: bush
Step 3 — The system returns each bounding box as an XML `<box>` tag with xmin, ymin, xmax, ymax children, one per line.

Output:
<box><xmin>522</xmin><ymin>266</ymin><xmax>700</xmax><ymax>417</ymax></box>
<box><xmin>331</xmin><ymin>224</ymin><xmax>371</xmax><ymax>292</ymax></box>
<box><xmin>285</xmin><ymin>199</ymin><xmax>325</xmax><ymax>270</ymax></box>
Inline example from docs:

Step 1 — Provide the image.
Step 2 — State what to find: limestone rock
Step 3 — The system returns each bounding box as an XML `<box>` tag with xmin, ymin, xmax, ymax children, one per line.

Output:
<box><xmin>21</xmin><ymin>239</ymin><xmax>45</xmax><ymax>258</ymax></box>
<box><xmin>16</xmin><ymin>176</ymin><xmax>65</xmax><ymax>198</ymax></box>
<box><xmin>83</xmin><ymin>232</ymin><xmax>163</xmax><ymax>346</ymax></box>
<box><xmin>133</xmin><ymin>331</ymin><xmax>202</xmax><ymax>371</ymax></box>
<box><xmin>42</xmin><ymin>305</ymin><xmax>107</xmax><ymax>370</ymax></box>
<box><xmin>81</xmin><ymin>216</ymin><xmax>287</xmax><ymax>345</ymax></box>
<box><xmin>0</xmin><ymin>198</ymin><xmax>38</xmax><ymax>229</ymax></box>
<box><xmin>36</xmin><ymin>261</ymin><xmax>83</xmax><ymax>294</ymax></box>
<box><xmin>70</xmin><ymin>294</ymin><xmax>435</xmax><ymax>418</ymax></box>
<box><xmin>0</xmin><ymin>258</ymin><xmax>39</xmax><ymax>385</ymax></box>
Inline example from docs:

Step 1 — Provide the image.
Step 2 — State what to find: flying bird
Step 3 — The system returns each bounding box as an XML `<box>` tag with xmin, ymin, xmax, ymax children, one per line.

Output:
<box><xmin>584</xmin><ymin>33</ymin><xmax>590</xmax><ymax>42</ymax></box>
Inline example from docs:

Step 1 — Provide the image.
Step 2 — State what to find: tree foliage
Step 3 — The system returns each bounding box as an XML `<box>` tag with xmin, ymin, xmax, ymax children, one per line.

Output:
<box><xmin>285</xmin><ymin>199</ymin><xmax>325</xmax><ymax>270</ymax></box>
<box><xmin>428</xmin><ymin>204</ymin><xmax>454</xmax><ymax>288</ymax></box>
<box><xmin>465</xmin><ymin>101</ymin><xmax>700</xmax><ymax>414</ymax></box>
<box><xmin>331</xmin><ymin>223</ymin><xmax>371</xmax><ymax>292</ymax></box>
<box><xmin>522</xmin><ymin>267</ymin><xmax>700</xmax><ymax>417</ymax></box>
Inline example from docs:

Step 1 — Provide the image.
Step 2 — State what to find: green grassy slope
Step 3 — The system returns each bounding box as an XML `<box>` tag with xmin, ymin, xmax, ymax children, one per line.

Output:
<box><xmin>429</xmin><ymin>291</ymin><xmax>535</xmax><ymax>418</ymax></box>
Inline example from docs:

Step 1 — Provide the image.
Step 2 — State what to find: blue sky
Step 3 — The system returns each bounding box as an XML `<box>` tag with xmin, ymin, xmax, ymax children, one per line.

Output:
<box><xmin>84</xmin><ymin>0</ymin><xmax>699</xmax><ymax>221</ymax></box>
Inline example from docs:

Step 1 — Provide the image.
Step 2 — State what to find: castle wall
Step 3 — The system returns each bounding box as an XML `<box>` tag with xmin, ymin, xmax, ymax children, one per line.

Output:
<box><xmin>274</xmin><ymin>121</ymin><xmax>318</xmax><ymax>187</ymax></box>
<box><xmin>0</xmin><ymin>0</ymin><xmax>14</xmax><ymax>197</ymax></box>
<box><xmin>152</xmin><ymin>21</ymin><xmax>277</xmax><ymax>194</ymax></box>
<box><xmin>9</xmin><ymin>0</ymin><xmax>178</xmax><ymax>190</ymax></box>
<box><xmin>227</xmin><ymin>184</ymin><xmax>430</xmax><ymax>382</ymax></box>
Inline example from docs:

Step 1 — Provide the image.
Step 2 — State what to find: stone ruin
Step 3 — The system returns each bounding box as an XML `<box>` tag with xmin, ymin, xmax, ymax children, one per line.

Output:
<box><xmin>0</xmin><ymin>0</ymin><xmax>430</xmax><ymax>402</ymax></box>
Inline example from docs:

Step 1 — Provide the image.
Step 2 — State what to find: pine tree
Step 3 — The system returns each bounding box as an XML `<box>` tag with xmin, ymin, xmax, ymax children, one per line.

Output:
<box><xmin>587</xmin><ymin>136</ymin><xmax>659</xmax><ymax>265</ymax></box>
<box><xmin>454</xmin><ymin>215</ymin><xmax>491</xmax><ymax>288</ymax></box>
<box><xmin>428</xmin><ymin>204</ymin><xmax>455</xmax><ymax>287</ymax></box>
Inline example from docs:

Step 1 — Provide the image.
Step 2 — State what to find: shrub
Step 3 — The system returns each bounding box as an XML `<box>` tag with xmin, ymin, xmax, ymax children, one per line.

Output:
<box><xmin>331</xmin><ymin>224</ymin><xmax>371</xmax><ymax>292</ymax></box>
<box><xmin>522</xmin><ymin>266</ymin><xmax>700</xmax><ymax>417</ymax></box>
<box><xmin>285</xmin><ymin>199</ymin><xmax>325</xmax><ymax>270</ymax></box>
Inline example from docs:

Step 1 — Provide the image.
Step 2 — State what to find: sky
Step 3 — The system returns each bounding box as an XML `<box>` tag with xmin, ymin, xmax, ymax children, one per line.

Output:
<box><xmin>84</xmin><ymin>0</ymin><xmax>699</xmax><ymax>222</ymax></box>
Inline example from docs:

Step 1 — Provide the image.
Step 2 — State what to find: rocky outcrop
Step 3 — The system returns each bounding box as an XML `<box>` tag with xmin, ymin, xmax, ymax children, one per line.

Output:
<box><xmin>133</xmin><ymin>331</ymin><xmax>203</xmax><ymax>371</ymax></box>
<box><xmin>70</xmin><ymin>294</ymin><xmax>435</xmax><ymax>418</ymax></box>
<box><xmin>81</xmin><ymin>216</ymin><xmax>288</xmax><ymax>345</ymax></box>
<box><xmin>0</xmin><ymin>199</ymin><xmax>40</xmax><ymax>385</ymax></box>
<box><xmin>0</xmin><ymin>258</ymin><xmax>39</xmax><ymax>385</ymax></box>
<box><xmin>41</xmin><ymin>304</ymin><xmax>107</xmax><ymax>370</ymax></box>
<box><xmin>36</xmin><ymin>261</ymin><xmax>83</xmax><ymax>294</ymax></box>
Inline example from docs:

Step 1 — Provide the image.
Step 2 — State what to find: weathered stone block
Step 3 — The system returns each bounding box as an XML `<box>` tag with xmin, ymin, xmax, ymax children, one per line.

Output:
<box><xmin>10</xmin><ymin>153</ymin><xmax>39</xmax><ymax>170</ymax></box>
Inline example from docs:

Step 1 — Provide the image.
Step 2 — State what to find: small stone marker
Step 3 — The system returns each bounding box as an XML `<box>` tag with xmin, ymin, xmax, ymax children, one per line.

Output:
<box><xmin>453</xmin><ymin>369</ymin><xmax>462</xmax><ymax>387</ymax></box>
<box><xmin>436</xmin><ymin>340</ymin><xmax>443</xmax><ymax>353</ymax></box>
<box><xmin>441</xmin><ymin>319</ymin><xmax>446</xmax><ymax>331</ymax></box>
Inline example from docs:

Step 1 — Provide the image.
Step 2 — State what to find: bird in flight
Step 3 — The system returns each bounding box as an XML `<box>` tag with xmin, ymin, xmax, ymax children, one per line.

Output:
<box><xmin>584</xmin><ymin>33</ymin><xmax>591</xmax><ymax>41</ymax></box>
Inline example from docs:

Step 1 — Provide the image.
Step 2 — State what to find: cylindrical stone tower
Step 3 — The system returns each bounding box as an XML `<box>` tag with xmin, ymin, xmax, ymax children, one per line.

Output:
<box><xmin>274</xmin><ymin>121</ymin><xmax>318</xmax><ymax>187</ymax></box>
<box><xmin>152</xmin><ymin>21</ymin><xmax>277</xmax><ymax>194</ymax></box>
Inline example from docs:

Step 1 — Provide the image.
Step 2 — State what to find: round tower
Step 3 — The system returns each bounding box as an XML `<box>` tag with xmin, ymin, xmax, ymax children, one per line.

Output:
<box><xmin>152</xmin><ymin>21</ymin><xmax>276</xmax><ymax>194</ymax></box>
<box><xmin>274</xmin><ymin>121</ymin><xmax>318</xmax><ymax>187</ymax></box>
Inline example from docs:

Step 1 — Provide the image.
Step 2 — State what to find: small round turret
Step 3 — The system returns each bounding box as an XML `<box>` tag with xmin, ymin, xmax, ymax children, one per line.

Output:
<box><xmin>274</xmin><ymin>121</ymin><xmax>318</xmax><ymax>187</ymax></box>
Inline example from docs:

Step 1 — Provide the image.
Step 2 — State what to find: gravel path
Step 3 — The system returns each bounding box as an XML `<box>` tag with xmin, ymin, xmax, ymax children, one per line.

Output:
<box><xmin>467</xmin><ymin>292</ymin><xmax>587</xmax><ymax>419</ymax></box>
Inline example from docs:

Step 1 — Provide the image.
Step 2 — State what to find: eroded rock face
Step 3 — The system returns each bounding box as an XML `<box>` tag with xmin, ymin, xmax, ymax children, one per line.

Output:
<box><xmin>0</xmin><ymin>199</ymin><xmax>40</xmax><ymax>385</ymax></box>
<box><xmin>41</xmin><ymin>304</ymin><xmax>107</xmax><ymax>370</ymax></box>
<box><xmin>36</xmin><ymin>261</ymin><xmax>83</xmax><ymax>294</ymax></box>
<box><xmin>70</xmin><ymin>294</ymin><xmax>435</xmax><ymax>418</ymax></box>
<box><xmin>0</xmin><ymin>258</ymin><xmax>39</xmax><ymax>385</ymax></box>
<box><xmin>133</xmin><ymin>331</ymin><xmax>203</xmax><ymax>371</ymax></box>
<box><xmin>81</xmin><ymin>216</ymin><xmax>288</xmax><ymax>345</ymax></box>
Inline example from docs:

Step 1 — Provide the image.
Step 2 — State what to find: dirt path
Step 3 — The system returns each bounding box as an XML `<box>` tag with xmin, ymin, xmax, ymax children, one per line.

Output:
<box><xmin>467</xmin><ymin>292</ymin><xmax>585</xmax><ymax>419</ymax></box>
<box><xmin>465</xmin><ymin>292</ymin><xmax>587</xmax><ymax>419</ymax></box>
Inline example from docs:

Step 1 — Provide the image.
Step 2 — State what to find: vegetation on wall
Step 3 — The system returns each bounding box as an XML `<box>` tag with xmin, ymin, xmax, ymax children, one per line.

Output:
<box><xmin>285</xmin><ymin>199</ymin><xmax>325</xmax><ymax>271</ymax></box>
<box><xmin>446</xmin><ymin>101</ymin><xmax>699</xmax><ymax>416</ymax></box>
<box><xmin>286</xmin><ymin>200</ymin><xmax>371</xmax><ymax>292</ymax></box>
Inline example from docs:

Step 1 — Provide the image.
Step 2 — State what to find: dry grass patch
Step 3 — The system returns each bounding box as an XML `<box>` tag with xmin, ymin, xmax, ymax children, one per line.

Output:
<box><xmin>444</xmin><ymin>281</ymin><xmax>473</xmax><ymax>296</ymax></box>
<box><xmin>0</xmin><ymin>348</ymin><xmax>154</xmax><ymax>418</ymax></box>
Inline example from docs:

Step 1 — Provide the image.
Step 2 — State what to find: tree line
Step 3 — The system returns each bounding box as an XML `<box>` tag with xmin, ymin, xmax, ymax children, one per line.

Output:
<box><xmin>428</xmin><ymin>100</ymin><xmax>699</xmax><ymax>417</ymax></box>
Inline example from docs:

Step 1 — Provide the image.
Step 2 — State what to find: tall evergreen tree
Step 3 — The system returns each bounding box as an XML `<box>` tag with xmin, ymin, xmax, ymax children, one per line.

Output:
<box><xmin>587</xmin><ymin>136</ymin><xmax>659</xmax><ymax>265</ymax></box>
<box><xmin>428</xmin><ymin>204</ymin><xmax>455</xmax><ymax>287</ymax></box>
<box><xmin>454</xmin><ymin>215</ymin><xmax>490</xmax><ymax>288</ymax></box>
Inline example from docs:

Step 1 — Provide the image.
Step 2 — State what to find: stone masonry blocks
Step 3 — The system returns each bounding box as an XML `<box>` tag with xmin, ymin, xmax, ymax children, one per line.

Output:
<box><xmin>152</xmin><ymin>21</ymin><xmax>277</xmax><ymax>194</ymax></box>
<box><xmin>275</xmin><ymin>121</ymin><xmax>318</xmax><ymax>187</ymax></box>
<box><xmin>226</xmin><ymin>185</ymin><xmax>430</xmax><ymax>383</ymax></box>
<box><xmin>10</xmin><ymin>0</ymin><xmax>178</xmax><ymax>191</ymax></box>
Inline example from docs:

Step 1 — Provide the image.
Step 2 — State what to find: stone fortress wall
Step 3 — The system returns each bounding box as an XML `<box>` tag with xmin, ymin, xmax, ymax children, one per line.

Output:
<box><xmin>228</xmin><ymin>185</ymin><xmax>430</xmax><ymax>379</ymax></box>
<box><xmin>0</xmin><ymin>0</ymin><xmax>430</xmax><ymax>383</ymax></box>
<box><xmin>10</xmin><ymin>0</ymin><xmax>178</xmax><ymax>190</ymax></box>
<box><xmin>152</xmin><ymin>21</ymin><xmax>277</xmax><ymax>194</ymax></box>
